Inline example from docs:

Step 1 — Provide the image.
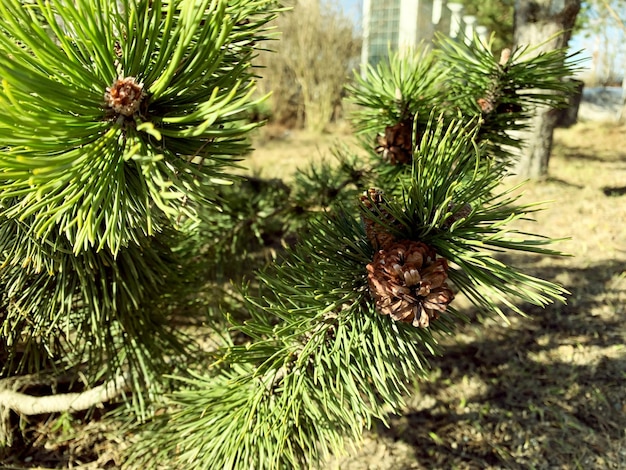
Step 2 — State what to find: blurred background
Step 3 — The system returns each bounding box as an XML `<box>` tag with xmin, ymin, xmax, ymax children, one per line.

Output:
<box><xmin>251</xmin><ymin>0</ymin><xmax>625</xmax><ymax>136</ymax></box>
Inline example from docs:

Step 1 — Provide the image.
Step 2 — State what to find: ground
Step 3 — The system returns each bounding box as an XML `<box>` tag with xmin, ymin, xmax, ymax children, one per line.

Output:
<box><xmin>2</xmin><ymin>118</ymin><xmax>625</xmax><ymax>469</ymax></box>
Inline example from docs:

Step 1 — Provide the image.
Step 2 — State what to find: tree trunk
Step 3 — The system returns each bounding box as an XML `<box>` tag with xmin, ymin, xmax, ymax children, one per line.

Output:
<box><xmin>513</xmin><ymin>0</ymin><xmax>581</xmax><ymax>178</ymax></box>
<box><xmin>619</xmin><ymin>73</ymin><xmax>626</xmax><ymax>123</ymax></box>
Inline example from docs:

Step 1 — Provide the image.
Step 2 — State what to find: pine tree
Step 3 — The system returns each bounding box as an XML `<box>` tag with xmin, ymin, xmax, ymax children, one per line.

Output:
<box><xmin>0</xmin><ymin>2</ymin><xmax>582</xmax><ymax>468</ymax></box>
<box><xmin>130</xmin><ymin>36</ymin><xmax>581</xmax><ymax>469</ymax></box>
<box><xmin>0</xmin><ymin>0</ymin><xmax>279</xmax><ymax>433</ymax></box>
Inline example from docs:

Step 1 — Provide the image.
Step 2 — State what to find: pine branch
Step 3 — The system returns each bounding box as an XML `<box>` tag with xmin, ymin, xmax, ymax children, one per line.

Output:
<box><xmin>0</xmin><ymin>215</ymin><xmax>189</xmax><ymax>381</ymax></box>
<box><xmin>129</xmin><ymin>116</ymin><xmax>570</xmax><ymax>468</ymax></box>
<box><xmin>0</xmin><ymin>0</ymin><xmax>280</xmax><ymax>405</ymax></box>
<box><xmin>0</xmin><ymin>4</ymin><xmax>580</xmax><ymax>468</ymax></box>
<box><xmin>347</xmin><ymin>44</ymin><xmax>440</xmax><ymax>135</ymax></box>
<box><xmin>0</xmin><ymin>374</ymin><xmax>128</xmax><ymax>415</ymax></box>
<box><xmin>0</xmin><ymin>0</ymin><xmax>278</xmax><ymax>254</ymax></box>
<box><xmin>349</xmin><ymin>35</ymin><xmax>584</xmax><ymax>171</ymax></box>
<box><xmin>434</xmin><ymin>34</ymin><xmax>585</xmax><ymax>161</ymax></box>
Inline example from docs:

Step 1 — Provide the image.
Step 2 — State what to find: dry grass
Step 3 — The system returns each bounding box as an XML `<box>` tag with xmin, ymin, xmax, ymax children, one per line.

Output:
<box><xmin>3</xmin><ymin>122</ymin><xmax>625</xmax><ymax>469</ymax></box>
<box><xmin>243</xmin><ymin>122</ymin><xmax>361</xmax><ymax>180</ymax></box>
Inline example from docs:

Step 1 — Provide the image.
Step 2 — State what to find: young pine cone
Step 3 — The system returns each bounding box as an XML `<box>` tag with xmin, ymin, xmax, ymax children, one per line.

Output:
<box><xmin>477</xmin><ymin>88</ymin><xmax>522</xmax><ymax>115</ymax></box>
<box><xmin>366</xmin><ymin>240</ymin><xmax>454</xmax><ymax>328</ymax></box>
<box><xmin>105</xmin><ymin>76</ymin><xmax>145</xmax><ymax>117</ymax></box>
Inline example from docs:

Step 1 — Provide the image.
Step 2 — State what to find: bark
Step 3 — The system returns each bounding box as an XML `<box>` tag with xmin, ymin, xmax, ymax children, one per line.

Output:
<box><xmin>555</xmin><ymin>78</ymin><xmax>584</xmax><ymax>128</ymax></box>
<box><xmin>513</xmin><ymin>0</ymin><xmax>581</xmax><ymax>178</ymax></box>
<box><xmin>617</xmin><ymin>75</ymin><xmax>626</xmax><ymax>124</ymax></box>
<box><xmin>0</xmin><ymin>374</ymin><xmax>127</xmax><ymax>415</ymax></box>
<box><xmin>0</xmin><ymin>374</ymin><xmax>129</xmax><ymax>447</ymax></box>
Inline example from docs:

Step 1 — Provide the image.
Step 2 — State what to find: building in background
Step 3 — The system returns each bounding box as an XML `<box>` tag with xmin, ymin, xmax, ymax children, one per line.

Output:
<box><xmin>361</xmin><ymin>0</ymin><xmax>488</xmax><ymax>68</ymax></box>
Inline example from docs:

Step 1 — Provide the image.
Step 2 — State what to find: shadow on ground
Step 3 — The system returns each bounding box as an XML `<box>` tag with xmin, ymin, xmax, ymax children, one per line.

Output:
<box><xmin>373</xmin><ymin>259</ymin><xmax>626</xmax><ymax>469</ymax></box>
<box><xmin>560</xmin><ymin>149</ymin><xmax>626</xmax><ymax>164</ymax></box>
<box><xmin>603</xmin><ymin>186</ymin><xmax>626</xmax><ymax>197</ymax></box>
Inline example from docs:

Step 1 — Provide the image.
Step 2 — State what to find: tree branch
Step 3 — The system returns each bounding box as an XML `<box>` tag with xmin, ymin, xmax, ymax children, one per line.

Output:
<box><xmin>0</xmin><ymin>375</ymin><xmax>128</xmax><ymax>415</ymax></box>
<box><xmin>599</xmin><ymin>0</ymin><xmax>626</xmax><ymax>32</ymax></box>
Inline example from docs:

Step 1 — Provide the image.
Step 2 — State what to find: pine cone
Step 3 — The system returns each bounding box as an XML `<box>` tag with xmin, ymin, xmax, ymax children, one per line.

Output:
<box><xmin>477</xmin><ymin>96</ymin><xmax>495</xmax><ymax>114</ymax></box>
<box><xmin>442</xmin><ymin>202</ymin><xmax>472</xmax><ymax>229</ymax></box>
<box><xmin>496</xmin><ymin>99</ymin><xmax>523</xmax><ymax>115</ymax></box>
<box><xmin>499</xmin><ymin>48</ymin><xmax>511</xmax><ymax>66</ymax></box>
<box><xmin>105</xmin><ymin>76</ymin><xmax>145</xmax><ymax>117</ymax></box>
<box><xmin>360</xmin><ymin>188</ymin><xmax>399</xmax><ymax>250</ymax></box>
<box><xmin>366</xmin><ymin>240</ymin><xmax>454</xmax><ymax>328</ymax></box>
<box><xmin>375</xmin><ymin>117</ymin><xmax>414</xmax><ymax>165</ymax></box>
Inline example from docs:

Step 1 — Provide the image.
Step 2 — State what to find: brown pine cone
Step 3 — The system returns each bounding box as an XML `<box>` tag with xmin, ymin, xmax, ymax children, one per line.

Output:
<box><xmin>366</xmin><ymin>240</ymin><xmax>454</xmax><ymax>328</ymax></box>
<box><xmin>375</xmin><ymin>117</ymin><xmax>414</xmax><ymax>165</ymax></box>
<box><xmin>105</xmin><ymin>77</ymin><xmax>144</xmax><ymax>117</ymax></box>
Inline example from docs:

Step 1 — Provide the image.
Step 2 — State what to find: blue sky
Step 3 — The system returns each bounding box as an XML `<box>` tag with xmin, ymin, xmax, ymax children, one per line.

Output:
<box><xmin>339</xmin><ymin>0</ymin><xmax>362</xmax><ymax>19</ymax></box>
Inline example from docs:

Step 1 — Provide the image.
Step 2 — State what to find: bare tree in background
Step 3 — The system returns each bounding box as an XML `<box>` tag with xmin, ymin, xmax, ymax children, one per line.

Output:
<box><xmin>513</xmin><ymin>0</ymin><xmax>581</xmax><ymax>178</ymax></box>
<box><xmin>577</xmin><ymin>1</ymin><xmax>626</xmax><ymax>86</ymax></box>
<box><xmin>592</xmin><ymin>0</ymin><xmax>626</xmax><ymax>122</ymax></box>
<box><xmin>256</xmin><ymin>0</ymin><xmax>360</xmax><ymax>132</ymax></box>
